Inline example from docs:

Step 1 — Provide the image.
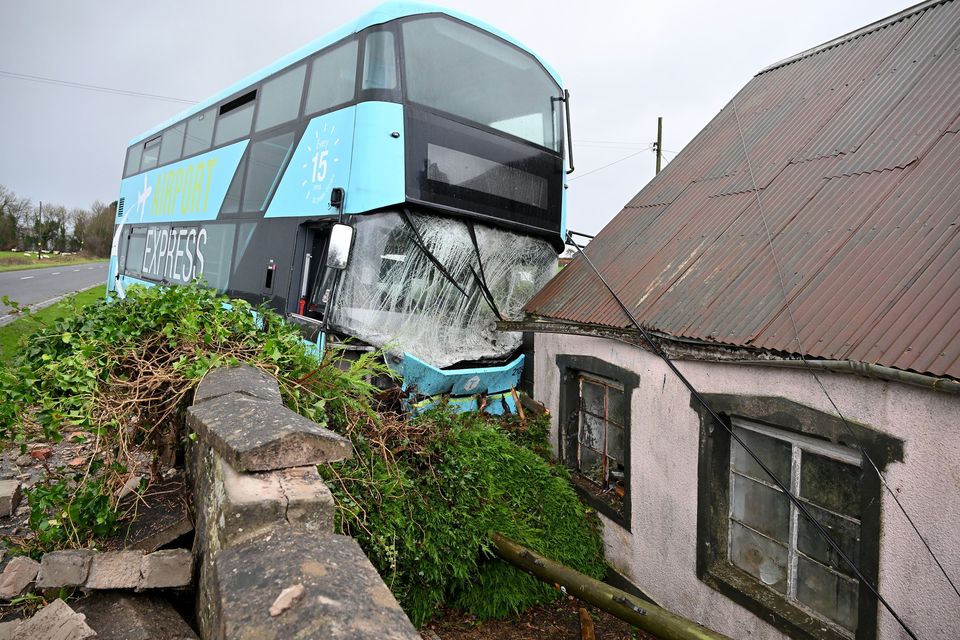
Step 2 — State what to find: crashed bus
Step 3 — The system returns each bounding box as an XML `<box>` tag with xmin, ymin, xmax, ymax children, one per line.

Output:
<box><xmin>110</xmin><ymin>2</ymin><xmax>572</xmax><ymax>413</ymax></box>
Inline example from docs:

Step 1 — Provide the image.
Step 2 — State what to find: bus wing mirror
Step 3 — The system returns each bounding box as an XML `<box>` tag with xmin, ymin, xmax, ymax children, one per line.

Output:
<box><xmin>326</xmin><ymin>223</ymin><xmax>354</xmax><ymax>270</ymax></box>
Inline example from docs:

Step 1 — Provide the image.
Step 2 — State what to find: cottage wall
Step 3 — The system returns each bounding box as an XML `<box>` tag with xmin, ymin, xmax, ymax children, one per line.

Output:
<box><xmin>534</xmin><ymin>332</ymin><xmax>960</xmax><ymax>640</ymax></box>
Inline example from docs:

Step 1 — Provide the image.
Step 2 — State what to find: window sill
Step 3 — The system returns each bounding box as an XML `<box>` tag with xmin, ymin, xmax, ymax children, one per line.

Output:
<box><xmin>569</xmin><ymin>473</ymin><xmax>629</xmax><ymax>531</ymax></box>
<box><xmin>700</xmin><ymin>562</ymin><xmax>856</xmax><ymax>640</ymax></box>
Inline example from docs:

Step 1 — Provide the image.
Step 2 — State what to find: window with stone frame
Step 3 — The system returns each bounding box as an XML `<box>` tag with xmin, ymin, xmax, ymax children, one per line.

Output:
<box><xmin>577</xmin><ymin>373</ymin><xmax>627</xmax><ymax>496</ymax></box>
<box><xmin>693</xmin><ymin>394</ymin><xmax>903</xmax><ymax>640</ymax></box>
<box><xmin>556</xmin><ymin>355</ymin><xmax>637</xmax><ymax>529</ymax></box>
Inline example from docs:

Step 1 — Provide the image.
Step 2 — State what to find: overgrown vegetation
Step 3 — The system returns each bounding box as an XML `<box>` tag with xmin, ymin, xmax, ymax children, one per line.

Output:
<box><xmin>0</xmin><ymin>284</ymin><xmax>604</xmax><ymax>626</ymax></box>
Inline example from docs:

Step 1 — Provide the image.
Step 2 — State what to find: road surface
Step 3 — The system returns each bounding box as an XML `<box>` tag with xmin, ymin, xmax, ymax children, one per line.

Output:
<box><xmin>0</xmin><ymin>261</ymin><xmax>108</xmax><ymax>326</ymax></box>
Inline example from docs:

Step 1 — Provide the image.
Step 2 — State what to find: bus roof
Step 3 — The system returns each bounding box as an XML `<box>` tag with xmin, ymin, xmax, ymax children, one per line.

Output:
<box><xmin>129</xmin><ymin>1</ymin><xmax>563</xmax><ymax>146</ymax></box>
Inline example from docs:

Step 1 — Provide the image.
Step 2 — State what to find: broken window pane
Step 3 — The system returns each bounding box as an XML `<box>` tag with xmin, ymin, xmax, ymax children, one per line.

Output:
<box><xmin>607</xmin><ymin>387</ymin><xmax>626</xmax><ymax>427</ymax></box>
<box><xmin>796</xmin><ymin>555</ymin><xmax>859</xmax><ymax>632</ymax></box>
<box><xmin>580</xmin><ymin>379</ymin><xmax>605</xmax><ymax>418</ymax></box>
<box><xmin>330</xmin><ymin>212</ymin><xmax>557</xmax><ymax>368</ymax></box>
<box><xmin>578</xmin><ymin>444</ymin><xmax>602</xmax><ymax>485</ymax></box>
<box><xmin>579</xmin><ymin>409</ymin><xmax>604</xmax><ymax>452</ymax></box>
<box><xmin>730</xmin><ymin>473</ymin><xmax>790</xmax><ymax>543</ymax></box>
<box><xmin>729</xmin><ymin>521</ymin><xmax>788</xmax><ymax>593</ymax></box>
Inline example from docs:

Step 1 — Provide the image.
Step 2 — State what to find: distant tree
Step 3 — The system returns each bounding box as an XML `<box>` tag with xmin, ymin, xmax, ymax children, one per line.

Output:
<box><xmin>69</xmin><ymin>207</ymin><xmax>89</xmax><ymax>252</ymax></box>
<box><xmin>83</xmin><ymin>200</ymin><xmax>116</xmax><ymax>257</ymax></box>
<box><xmin>0</xmin><ymin>185</ymin><xmax>31</xmax><ymax>250</ymax></box>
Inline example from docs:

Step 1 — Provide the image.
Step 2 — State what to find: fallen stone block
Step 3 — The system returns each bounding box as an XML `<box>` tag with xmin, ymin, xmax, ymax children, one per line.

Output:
<box><xmin>85</xmin><ymin>549</ymin><xmax>143</xmax><ymax>590</ymax></box>
<box><xmin>187</xmin><ymin>392</ymin><xmax>352</xmax><ymax>472</ymax></box>
<box><xmin>13</xmin><ymin>598</ymin><xmax>95</xmax><ymax>640</ymax></box>
<box><xmin>73</xmin><ymin>591</ymin><xmax>198</xmax><ymax>640</ymax></box>
<box><xmin>194</xmin><ymin>364</ymin><xmax>282</xmax><ymax>405</ymax></box>
<box><xmin>0</xmin><ymin>556</ymin><xmax>39</xmax><ymax>600</ymax></box>
<box><xmin>208</xmin><ymin>528</ymin><xmax>419</xmax><ymax>640</ymax></box>
<box><xmin>36</xmin><ymin>550</ymin><xmax>93</xmax><ymax>589</ymax></box>
<box><xmin>123</xmin><ymin>479</ymin><xmax>194</xmax><ymax>552</ymax></box>
<box><xmin>0</xmin><ymin>481</ymin><xmax>21</xmax><ymax>517</ymax></box>
<box><xmin>138</xmin><ymin>548</ymin><xmax>192</xmax><ymax>590</ymax></box>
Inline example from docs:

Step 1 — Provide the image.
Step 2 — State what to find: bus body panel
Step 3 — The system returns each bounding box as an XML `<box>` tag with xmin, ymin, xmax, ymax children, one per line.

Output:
<box><xmin>265</xmin><ymin>107</ymin><xmax>358</xmax><ymax>218</ymax></box>
<box><xmin>345</xmin><ymin>101</ymin><xmax>406</xmax><ymax>214</ymax></box>
<box><xmin>117</xmin><ymin>141</ymin><xmax>248</xmax><ymax>224</ymax></box>
<box><xmin>394</xmin><ymin>352</ymin><xmax>524</xmax><ymax>397</ymax></box>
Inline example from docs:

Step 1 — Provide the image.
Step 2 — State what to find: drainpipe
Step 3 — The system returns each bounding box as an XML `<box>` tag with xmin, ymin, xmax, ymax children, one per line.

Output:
<box><xmin>733</xmin><ymin>359</ymin><xmax>960</xmax><ymax>395</ymax></box>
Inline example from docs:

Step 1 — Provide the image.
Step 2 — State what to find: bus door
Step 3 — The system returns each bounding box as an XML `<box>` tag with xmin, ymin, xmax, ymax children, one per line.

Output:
<box><xmin>297</xmin><ymin>225</ymin><xmax>339</xmax><ymax>324</ymax></box>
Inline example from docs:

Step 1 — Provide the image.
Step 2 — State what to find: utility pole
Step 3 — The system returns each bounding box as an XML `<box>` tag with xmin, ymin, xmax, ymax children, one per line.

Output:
<box><xmin>37</xmin><ymin>200</ymin><xmax>42</xmax><ymax>260</ymax></box>
<box><xmin>655</xmin><ymin>117</ymin><xmax>663</xmax><ymax>174</ymax></box>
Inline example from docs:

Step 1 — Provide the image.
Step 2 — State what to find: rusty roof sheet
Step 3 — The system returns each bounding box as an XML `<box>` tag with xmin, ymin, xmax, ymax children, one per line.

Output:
<box><xmin>526</xmin><ymin>0</ymin><xmax>960</xmax><ymax>380</ymax></box>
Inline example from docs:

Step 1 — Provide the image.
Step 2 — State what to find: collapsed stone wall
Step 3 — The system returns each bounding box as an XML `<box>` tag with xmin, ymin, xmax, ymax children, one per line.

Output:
<box><xmin>185</xmin><ymin>364</ymin><xmax>420</xmax><ymax>640</ymax></box>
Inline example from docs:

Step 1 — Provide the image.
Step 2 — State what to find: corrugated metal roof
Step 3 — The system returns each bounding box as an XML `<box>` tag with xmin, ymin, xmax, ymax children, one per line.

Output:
<box><xmin>525</xmin><ymin>0</ymin><xmax>960</xmax><ymax>380</ymax></box>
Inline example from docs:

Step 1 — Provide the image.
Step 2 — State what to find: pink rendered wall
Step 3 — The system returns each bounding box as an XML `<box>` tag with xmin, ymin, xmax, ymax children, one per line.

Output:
<box><xmin>534</xmin><ymin>332</ymin><xmax>960</xmax><ymax>639</ymax></box>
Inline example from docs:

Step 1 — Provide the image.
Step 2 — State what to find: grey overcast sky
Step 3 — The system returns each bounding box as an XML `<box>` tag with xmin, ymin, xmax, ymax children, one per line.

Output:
<box><xmin>1</xmin><ymin>0</ymin><xmax>910</xmax><ymax>235</ymax></box>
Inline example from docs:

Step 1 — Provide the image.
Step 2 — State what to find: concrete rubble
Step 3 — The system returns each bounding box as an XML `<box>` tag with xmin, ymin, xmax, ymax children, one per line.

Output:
<box><xmin>0</xmin><ymin>481</ymin><xmax>21</xmax><ymax>517</ymax></box>
<box><xmin>7</xmin><ymin>598</ymin><xmax>95</xmax><ymax>640</ymax></box>
<box><xmin>0</xmin><ymin>556</ymin><xmax>39</xmax><ymax>600</ymax></box>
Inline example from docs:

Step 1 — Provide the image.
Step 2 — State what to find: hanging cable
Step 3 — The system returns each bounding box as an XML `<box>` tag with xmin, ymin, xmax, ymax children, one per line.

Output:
<box><xmin>564</xmin><ymin>230</ymin><xmax>920</xmax><ymax>640</ymax></box>
<box><xmin>0</xmin><ymin>69</ymin><xmax>197</xmax><ymax>104</ymax></box>
<box><xmin>730</xmin><ymin>97</ymin><xmax>960</xmax><ymax>606</ymax></box>
<box><xmin>568</xmin><ymin>147</ymin><xmax>652</xmax><ymax>181</ymax></box>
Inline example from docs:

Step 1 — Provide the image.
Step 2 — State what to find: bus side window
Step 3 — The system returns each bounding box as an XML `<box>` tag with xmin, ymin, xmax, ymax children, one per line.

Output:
<box><xmin>304</xmin><ymin>39</ymin><xmax>359</xmax><ymax>116</ymax></box>
<box><xmin>362</xmin><ymin>31</ymin><xmax>397</xmax><ymax>91</ymax></box>
<box><xmin>183</xmin><ymin>109</ymin><xmax>215</xmax><ymax>157</ymax></box>
<box><xmin>123</xmin><ymin>228</ymin><xmax>148</xmax><ymax>277</ymax></box>
<box><xmin>159</xmin><ymin>123</ymin><xmax>186</xmax><ymax>166</ymax></box>
<box><xmin>140</xmin><ymin>137</ymin><xmax>161</xmax><ymax>172</ymax></box>
<box><xmin>255</xmin><ymin>64</ymin><xmax>306</xmax><ymax>133</ymax></box>
<box><xmin>214</xmin><ymin>91</ymin><xmax>256</xmax><ymax>147</ymax></box>
<box><xmin>124</xmin><ymin>145</ymin><xmax>142</xmax><ymax>178</ymax></box>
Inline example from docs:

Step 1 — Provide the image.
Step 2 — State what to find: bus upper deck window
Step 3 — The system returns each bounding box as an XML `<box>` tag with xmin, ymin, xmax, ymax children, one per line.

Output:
<box><xmin>183</xmin><ymin>109</ymin><xmax>215</xmax><ymax>157</ymax></box>
<box><xmin>124</xmin><ymin>144</ymin><xmax>142</xmax><ymax>177</ymax></box>
<box><xmin>159</xmin><ymin>123</ymin><xmax>185</xmax><ymax>166</ymax></box>
<box><xmin>362</xmin><ymin>31</ymin><xmax>397</xmax><ymax>90</ymax></box>
<box><xmin>256</xmin><ymin>64</ymin><xmax>306</xmax><ymax>132</ymax></box>
<box><xmin>140</xmin><ymin>137</ymin><xmax>161</xmax><ymax>172</ymax></box>
<box><xmin>305</xmin><ymin>39</ymin><xmax>358</xmax><ymax>116</ymax></box>
<box><xmin>214</xmin><ymin>91</ymin><xmax>256</xmax><ymax>147</ymax></box>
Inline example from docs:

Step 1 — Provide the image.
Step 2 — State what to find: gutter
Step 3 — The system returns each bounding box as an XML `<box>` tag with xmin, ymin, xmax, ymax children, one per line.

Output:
<box><xmin>733</xmin><ymin>359</ymin><xmax>960</xmax><ymax>395</ymax></box>
<box><xmin>501</xmin><ymin>318</ymin><xmax>960</xmax><ymax>396</ymax></box>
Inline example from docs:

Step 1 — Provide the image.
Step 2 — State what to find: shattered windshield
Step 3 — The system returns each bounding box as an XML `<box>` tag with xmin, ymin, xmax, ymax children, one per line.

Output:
<box><xmin>330</xmin><ymin>212</ymin><xmax>557</xmax><ymax>368</ymax></box>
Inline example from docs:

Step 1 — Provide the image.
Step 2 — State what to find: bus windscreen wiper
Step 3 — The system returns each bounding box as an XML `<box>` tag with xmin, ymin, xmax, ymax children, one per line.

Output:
<box><xmin>400</xmin><ymin>209</ymin><xmax>504</xmax><ymax>321</ymax></box>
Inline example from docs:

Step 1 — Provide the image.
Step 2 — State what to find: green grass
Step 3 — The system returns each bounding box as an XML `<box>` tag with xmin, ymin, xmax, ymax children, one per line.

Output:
<box><xmin>0</xmin><ymin>286</ymin><xmax>104</xmax><ymax>362</ymax></box>
<box><xmin>0</xmin><ymin>251</ymin><xmax>105</xmax><ymax>273</ymax></box>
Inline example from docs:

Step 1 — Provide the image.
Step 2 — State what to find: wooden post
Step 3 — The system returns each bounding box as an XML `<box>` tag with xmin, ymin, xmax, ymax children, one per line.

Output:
<box><xmin>656</xmin><ymin>117</ymin><xmax>663</xmax><ymax>174</ymax></box>
<box><xmin>490</xmin><ymin>532</ymin><xmax>732</xmax><ymax>640</ymax></box>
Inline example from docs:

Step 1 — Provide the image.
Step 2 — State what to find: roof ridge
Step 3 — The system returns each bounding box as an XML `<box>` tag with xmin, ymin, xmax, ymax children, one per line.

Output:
<box><xmin>756</xmin><ymin>0</ymin><xmax>948</xmax><ymax>75</ymax></box>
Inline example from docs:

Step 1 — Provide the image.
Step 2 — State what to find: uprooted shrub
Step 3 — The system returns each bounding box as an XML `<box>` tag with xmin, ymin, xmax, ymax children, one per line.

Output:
<box><xmin>0</xmin><ymin>283</ymin><xmax>333</xmax><ymax>548</ymax></box>
<box><xmin>0</xmin><ymin>283</ymin><xmax>605</xmax><ymax>627</ymax></box>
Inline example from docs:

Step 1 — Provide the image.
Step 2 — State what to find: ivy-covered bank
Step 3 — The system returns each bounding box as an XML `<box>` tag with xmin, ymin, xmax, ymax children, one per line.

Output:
<box><xmin>0</xmin><ymin>284</ymin><xmax>604</xmax><ymax>626</ymax></box>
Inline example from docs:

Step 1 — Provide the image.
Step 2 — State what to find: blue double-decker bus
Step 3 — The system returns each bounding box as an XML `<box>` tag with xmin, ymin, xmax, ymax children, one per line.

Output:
<box><xmin>110</xmin><ymin>2</ymin><xmax>571</xmax><ymax>413</ymax></box>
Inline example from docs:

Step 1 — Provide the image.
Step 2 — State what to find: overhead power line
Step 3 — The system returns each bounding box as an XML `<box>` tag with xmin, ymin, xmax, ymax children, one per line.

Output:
<box><xmin>0</xmin><ymin>70</ymin><xmax>197</xmax><ymax>105</ymax></box>
<box><xmin>569</xmin><ymin>147</ymin><xmax>652</xmax><ymax>182</ymax></box>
